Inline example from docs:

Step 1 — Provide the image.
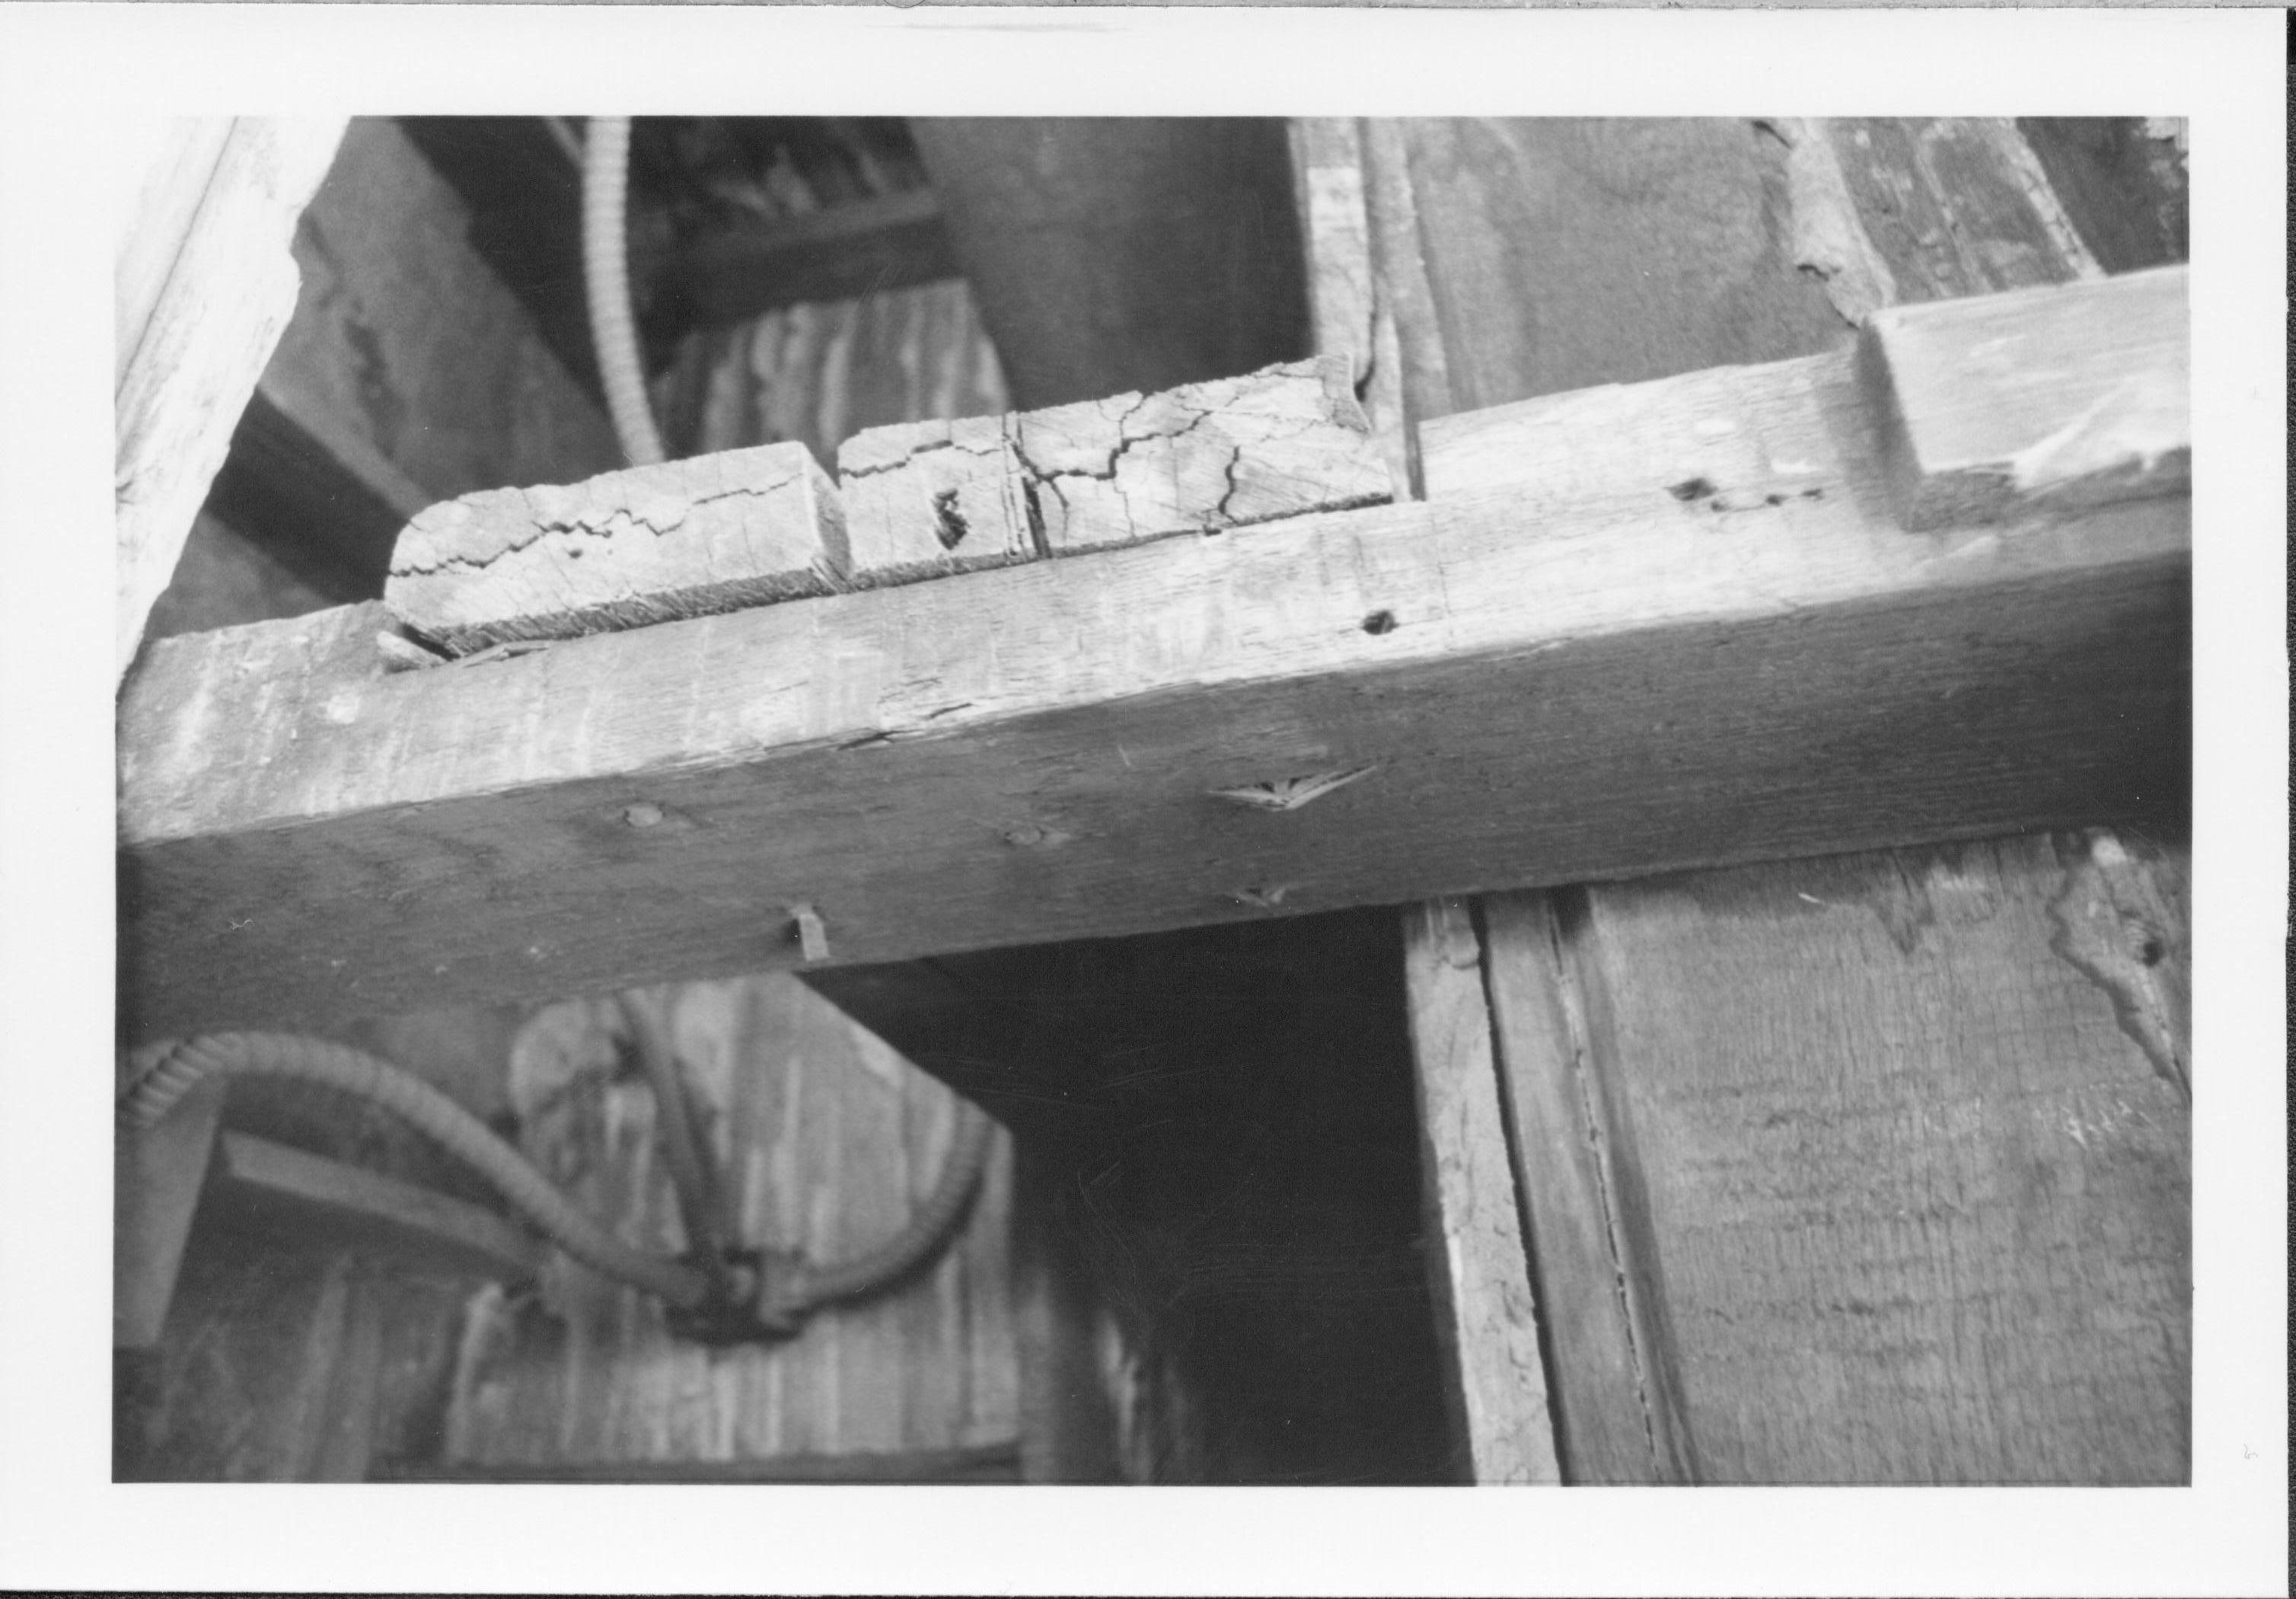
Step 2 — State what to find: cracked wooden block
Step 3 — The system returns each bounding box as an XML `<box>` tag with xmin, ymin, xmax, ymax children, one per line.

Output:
<box><xmin>384</xmin><ymin>442</ymin><xmax>847</xmax><ymax>656</ymax></box>
<box><xmin>834</xmin><ymin>413</ymin><xmax>1037</xmax><ymax>586</ymax></box>
<box><xmin>1013</xmin><ymin>355</ymin><xmax>1393</xmax><ymax>554</ymax></box>
<box><xmin>834</xmin><ymin>355</ymin><xmax>1395</xmax><ymax>579</ymax></box>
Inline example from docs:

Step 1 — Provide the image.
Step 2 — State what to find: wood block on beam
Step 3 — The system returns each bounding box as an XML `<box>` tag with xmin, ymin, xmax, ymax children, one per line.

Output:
<box><xmin>834</xmin><ymin>356</ymin><xmax>1392</xmax><ymax>579</ymax></box>
<box><xmin>384</xmin><ymin>442</ymin><xmax>847</xmax><ymax>655</ymax></box>
<box><xmin>120</xmin><ymin>332</ymin><xmax>2189</xmax><ymax>1042</ymax></box>
<box><xmin>1859</xmin><ymin>265</ymin><xmax>2189</xmax><ymax>530</ymax></box>
<box><xmin>1012</xmin><ymin>356</ymin><xmax>1392</xmax><ymax>554</ymax></box>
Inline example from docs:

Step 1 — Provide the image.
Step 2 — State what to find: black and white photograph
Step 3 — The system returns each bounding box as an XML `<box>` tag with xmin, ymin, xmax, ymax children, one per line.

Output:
<box><xmin>0</xmin><ymin>5</ymin><xmax>2285</xmax><ymax>1595</ymax></box>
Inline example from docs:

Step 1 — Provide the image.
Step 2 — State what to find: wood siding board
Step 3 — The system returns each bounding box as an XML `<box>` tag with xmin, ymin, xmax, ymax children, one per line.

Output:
<box><xmin>1399</xmin><ymin>899</ymin><xmax>1562</xmax><ymax>1484</ymax></box>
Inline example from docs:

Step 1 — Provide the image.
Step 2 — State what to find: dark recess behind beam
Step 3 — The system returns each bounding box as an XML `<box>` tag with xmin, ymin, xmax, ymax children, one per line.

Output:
<box><xmin>396</xmin><ymin>117</ymin><xmax>605</xmax><ymax>406</ymax></box>
<box><xmin>910</xmin><ymin>118</ymin><xmax>1314</xmax><ymax>410</ymax></box>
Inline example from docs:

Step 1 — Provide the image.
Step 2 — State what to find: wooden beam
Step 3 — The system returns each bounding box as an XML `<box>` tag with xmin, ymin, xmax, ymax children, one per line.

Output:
<box><xmin>116</xmin><ymin>116</ymin><xmax>348</xmax><ymax>684</ymax></box>
<box><xmin>376</xmin><ymin>1441</ymin><xmax>1021</xmax><ymax>1483</ymax></box>
<box><xmin>119</xmin><ymin>306</ymin><xmax>2188</xmax><ymax>1041</ymax></box>
<box><xmin>1859</xmin><ymin>266</ymin><xmax>2188</xmax><ymax>530</ymax></box>
<box><xmin>1399</xmin><ymin>899</ymin><xmax>1561</xmax><ymax>1484</ymax></box>
<box><xmin>114</xmin><ymin>1078</ymin><xmax>225</xmax><ymax>1348</ymax></box>
<box><xmin>201</xmin><ymin>1131</ymin><xmax>545</xmax><ymax>1284</ymax></box>
<box><xmin>671</xmin><ymin>187</ymin><xmax>960</xmax><ymax>327</ymax></box>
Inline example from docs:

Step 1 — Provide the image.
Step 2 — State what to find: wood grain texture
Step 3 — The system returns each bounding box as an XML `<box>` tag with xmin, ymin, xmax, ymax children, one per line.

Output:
<box><xmin>203</xmin><ymin>1131</ymin><xmax>544</xmax><ymax>1283</ymax></box>
<box><xmin>2015</xmin><ymin>119</ymin><xmax>2189</xmax><ymax>276</ymax></box>
<box><xmin>1399</xmin><ymin>899</ymin><xmax>1561</xmax><ymax>1484</ymax></box>
<box><xmin>115</xmin><ymin>116</ymin><xmax>347</xmax><ymax>683</ymax></box>
<box><xmin>1860</xmin><ymin>266</ymin><xmax>2189</xmax><ymax>530</ymax></box>
<box><xmin>265</xmin><ymin>119</ymin><xmax>620</xmax><ymax>509</ymax></box>
<box><xmin>1399</xmin><ymin>120</ymin><xmax>1847</xmax><ymax>413</ymax></box>
<box><xmin>113</xmin><ymin>117</ymin><xmax>235</xmax><ymax>388</ymax></box>
<box><xmin>119</xmin><ymin>339</ymin><xmax>2188</xmax><ymax>1040</ymax></box>
<box><xmin>1015</xmin><ymin>356</ymin><xmax>1391</xmax><ymax>554</ymax></box>
<box><xmin>384</xmin><ymin>442</ymin><xmax>847</xmax><ymax>654</ymax></box>
<box><xmin>1477</xmin><ymin>894</ymin><xmax>1689</xmax><ymax>1483</ymax></box>
<box><xmin>441</xmin><ymin>973</ymin><xmax>1016</xmax><ymax>1473</ymax></box>
<box><xmin>837</xmin><ymin>413</ymin><xmax>1038</xmax><ymax>583</ymax></box>
<box><xmin>1514</xmin><ymin>835</ymin><xmax>2190</xmax><ymax>1483</ymax></box>
<box><xmin>1386</xmin><ymin>116</ymin><xmax>2191</xmax><ymax>1484</ymax></box>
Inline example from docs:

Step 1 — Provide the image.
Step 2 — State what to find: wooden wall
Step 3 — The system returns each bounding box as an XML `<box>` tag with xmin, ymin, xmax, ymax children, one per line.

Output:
<box><xmin>1357</xmin><ymin>116</ymin><xmax>2190</xmax><ymax>1483</ymax></box>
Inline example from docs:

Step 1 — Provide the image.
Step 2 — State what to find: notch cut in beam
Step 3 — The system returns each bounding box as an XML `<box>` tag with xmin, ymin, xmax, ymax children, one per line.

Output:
<box><xmin>120</xmin><ymin>305</ymin><xmax>2189</xmax><ymax>1042</ymax></box>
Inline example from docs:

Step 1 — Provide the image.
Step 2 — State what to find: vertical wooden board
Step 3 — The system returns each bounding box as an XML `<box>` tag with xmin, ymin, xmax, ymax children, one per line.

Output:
<box><xmin>1400</xmin><ymin>119</ymin><xmax>1848</xmax><ymax>413</ymax></box>
<box><xmin>264</xmin><ymin>118</ymin><xmax>619</xmax><ymax>503</ymax></box>
<box><xmin>1557</xmin><ymin>834</ymin><xmax>2190</xmax><ymax>1483</ymax></box>
<box><xmin>961</xmin><ymin>1121</ymin><xmax>1020</xmax><ymax>1448</ymax></box>
<box><xmin>114</xmin><ymin>117</ymin><xmax>235</xmax><ymax>386</ymax></box>
<box><xmin>1398</xmin><ymin>898</ymin><xmax>1561</xmax><ymax>1485</ymax></box>
<box><xmin>1478</xmin><ymin>894</ymin><xmax>1680</xmax><ymax>1484</ymax></box>
<box><xmin>116</xmin><ymin>116</ymin><xmax>348</xmax><ymax>681</ymax></box>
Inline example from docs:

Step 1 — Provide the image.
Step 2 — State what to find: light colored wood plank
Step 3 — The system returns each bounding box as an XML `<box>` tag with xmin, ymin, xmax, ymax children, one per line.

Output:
<box><xmin>1860</xmin><ymin>266</ymin><xmax>2189</xmax><ymax>530</ymax></box>
<box><xmin>113</xmin><ymin>1077</ymin><xmax>225</xmax><ymax>1348</ymax></box>
<box><xmin>384</xmin><ymin>442</ymin><xmax>848</xmax><ymax>656</ymax></box>
<box><xmin>836</xmin><ymin>413</ymin><xmax>1035</xmax><ymax>583</ymax></box>
<box><xmin>114</xmin><ymin>116</ymin><xmax>346</xmax><ymax>684</ymax></box>
<box><xmin>1012</xmin><ymin>356</ymin><xmax>1392</xmax><ymax>554</ymax></box>
<box><xmin>1527</xmin><ymin>835</ymin><xmax>2191</xmax><ymax>1483</ymax></box>
<box><xmin>113</xmin><ymin>117</ymin><xmax>234</xmax><ymax>388</ymax></box>
<box><xmin>1398</xmin><ymin>898</ymin><xmax>1561</xmax><ymax>1485</ymax></box>
<box><xmin>120</xmin><ymin>334</ymin><xmax>2187</xmax><ymax>1040</ymax></box>
<box><xmin>205</xmin><ymin>1130</ymin><xmax>544</xmax><ymax>1283</ymax></box>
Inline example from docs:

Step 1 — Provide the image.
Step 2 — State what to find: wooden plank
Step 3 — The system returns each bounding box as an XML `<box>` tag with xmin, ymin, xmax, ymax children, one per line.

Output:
<box><xmin>1488</xmin><ymin>836</ymin><xmax>2191</xmax><ymax>1483</ymax></box>
<box><xmin>384</xmin><ymin>442</ymin><xmax>847</xmax><ymax>656</ymax></box>
<box><xmin>202</xmin><ymin>1131</ymin><xmax>544</xmax><ymax>1283</ymax></box>
<box><xmin>380</xmin><ymin>1441</ymin><xmax>1020</xmax><ymax>1483</ymax></box>
<box><xmin>115</xmin><ymin>116</ymin><xmax>347</xmax><ymax>684</ymax></box>
<box><xmin>1478</xmin><ymin>895</ymin><xmax>1692</xmax><ymax>1484</ymax></box>
<box><xmin>674</xmin><ymin>188</ymin><xmax>960</xmax><ymax>325</ymax></box>
<box><xmin>2016</xmin><ymin>118</ymin><xmax>2189</xmax><ymax>276</ymax></box>
<box><xmin>1391</xmin><ymin>115</ymin><xmax>2191</xmax><ymax>1485</ymax></box>
<box><xmin>1398</xmin><ymin>899</ymin><xmax>1561</xmax><ymax>1484</ymax></box>
<box><xmin>113</xmin><ymin>117</ymin><xmax>235</xmax><ymax>388</ymax></box>
<box><xmin>1860</xmin><ymin>266</ymin><xmax>2189</xmax><ymax>530</ymax></box>
<box><xmin>113</xmin><ymin>1077</ymin><xmax>225</xmax><ymax>1348</ymax></box>
<box><xmin>118</xmin><ymin>340</ymin><xmax>2188</xmax><ymax>1042</ymax></box>
<box><xmin>836</xmin><ymin>413</ymin><xmax>1037</xmax><ymax>584</ymax></box>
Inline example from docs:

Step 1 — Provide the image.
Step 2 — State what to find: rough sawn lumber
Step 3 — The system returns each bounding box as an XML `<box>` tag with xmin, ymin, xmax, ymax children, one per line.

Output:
<box><xmin>119</xmin><ymin>318</ymin><xmax>2188</xmax><ymax>1041</ymax></box>
<box><xmin>835</xmin><ymin>355</ymin><xmax>1392</xmax><ymax>582</ymax></box>
<box><xmin>384</xmin><ymin>442</ymin><xmax>847</xmax><ymax>656</ymax></box>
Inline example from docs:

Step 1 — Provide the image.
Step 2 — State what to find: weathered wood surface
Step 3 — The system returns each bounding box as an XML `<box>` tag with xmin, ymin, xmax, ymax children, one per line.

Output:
<box><xmin>441</xmin><ymin>974</ymin><xmax>1016</xmax><ymax>1473</ymax></box>
<box><xmin>384</xmin><ymin>442</ymin><xmax>848</xmax><ymax>655</ymax></box>
<box><xmin>115</xmin><ymin>116</ymin><xmax>347</xmax><ymax>683</ymax></box>
<box><xmin>1399</xmin><ymin>900</ymin><xmax>1561</xmax><ymax>1485</ymax></box>
<box><xmin>1861</xmin><ymin>266</ymin><xmax>2189</xmax><ymax>530</ymax></box>
<box><xmin>203</xmin><ymin>1131</ymin><xmax>544</xmax><ymax>1284</ymax></box>
<box><xmin>119</xmin><ymin>333</ymin><xmax>2187</xmax><ymax>1041</ymax></box>
<box><xmin>2016</xmin><ymin>118</ymin><xmax>2189</xmax><ymax>276</ymax></box>
<box><xmin>1382</xmin><ymin>116</ymin><xmax>2192</xmax><ymax>1485</ymax></box>
<box><xmin>113</xmin><ymin>1077</ymin><xmax>225</xmax><ymax>1348</ymax></box>
<box><xmin>837</xmin><ymin>355</ymin><xmax>1389</xmax><ymax>581</ymax></box>
<box><xmin>113</xmin><ymin>118</ymin><xmax>235</xmax><ymax>388</ymax></box>
<box><xmin>1478</xmin><ymin>894</ymin><xmax>1692</xmax><ymax>1484</ymax></box>
<box><xmin>1479</xmin><ymin>835</ymin><xmax>2191</xmax><ymax>1483</ymax></box>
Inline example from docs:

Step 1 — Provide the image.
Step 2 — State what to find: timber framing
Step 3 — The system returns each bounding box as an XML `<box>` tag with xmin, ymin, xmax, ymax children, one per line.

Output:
<box><xmin>118</xmin><ymin>272</ymin><xmax>2189</xmax><ymax>1043</ymax></box>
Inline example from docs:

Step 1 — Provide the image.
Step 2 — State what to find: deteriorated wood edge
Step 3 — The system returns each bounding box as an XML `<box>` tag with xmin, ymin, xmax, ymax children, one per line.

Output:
<box><xmin>384</xmin><ymin>442</ymin><xmax>848</xmax><ymax>656</ymax></box>
<box><xmin>1858</xmin><ymin>266</ymin><xmax>2189</xmax><ymax>531</ymax></box>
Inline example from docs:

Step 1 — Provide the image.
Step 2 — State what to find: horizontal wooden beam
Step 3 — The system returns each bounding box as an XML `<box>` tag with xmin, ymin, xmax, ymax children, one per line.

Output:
<box><xmin>670</xmin><ymin>187</ymin><xmax>959</xmax><ymax>327</ymax></box>
<box><xmin>202</xmin><ymin>1131</ymin><xmax>545</xmax><ymax>1284</ymax></box>
<box><xmin>120</xmin><ymin>324</ymin><xmax>2188</xmax><ymax>1042</ymax></box>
